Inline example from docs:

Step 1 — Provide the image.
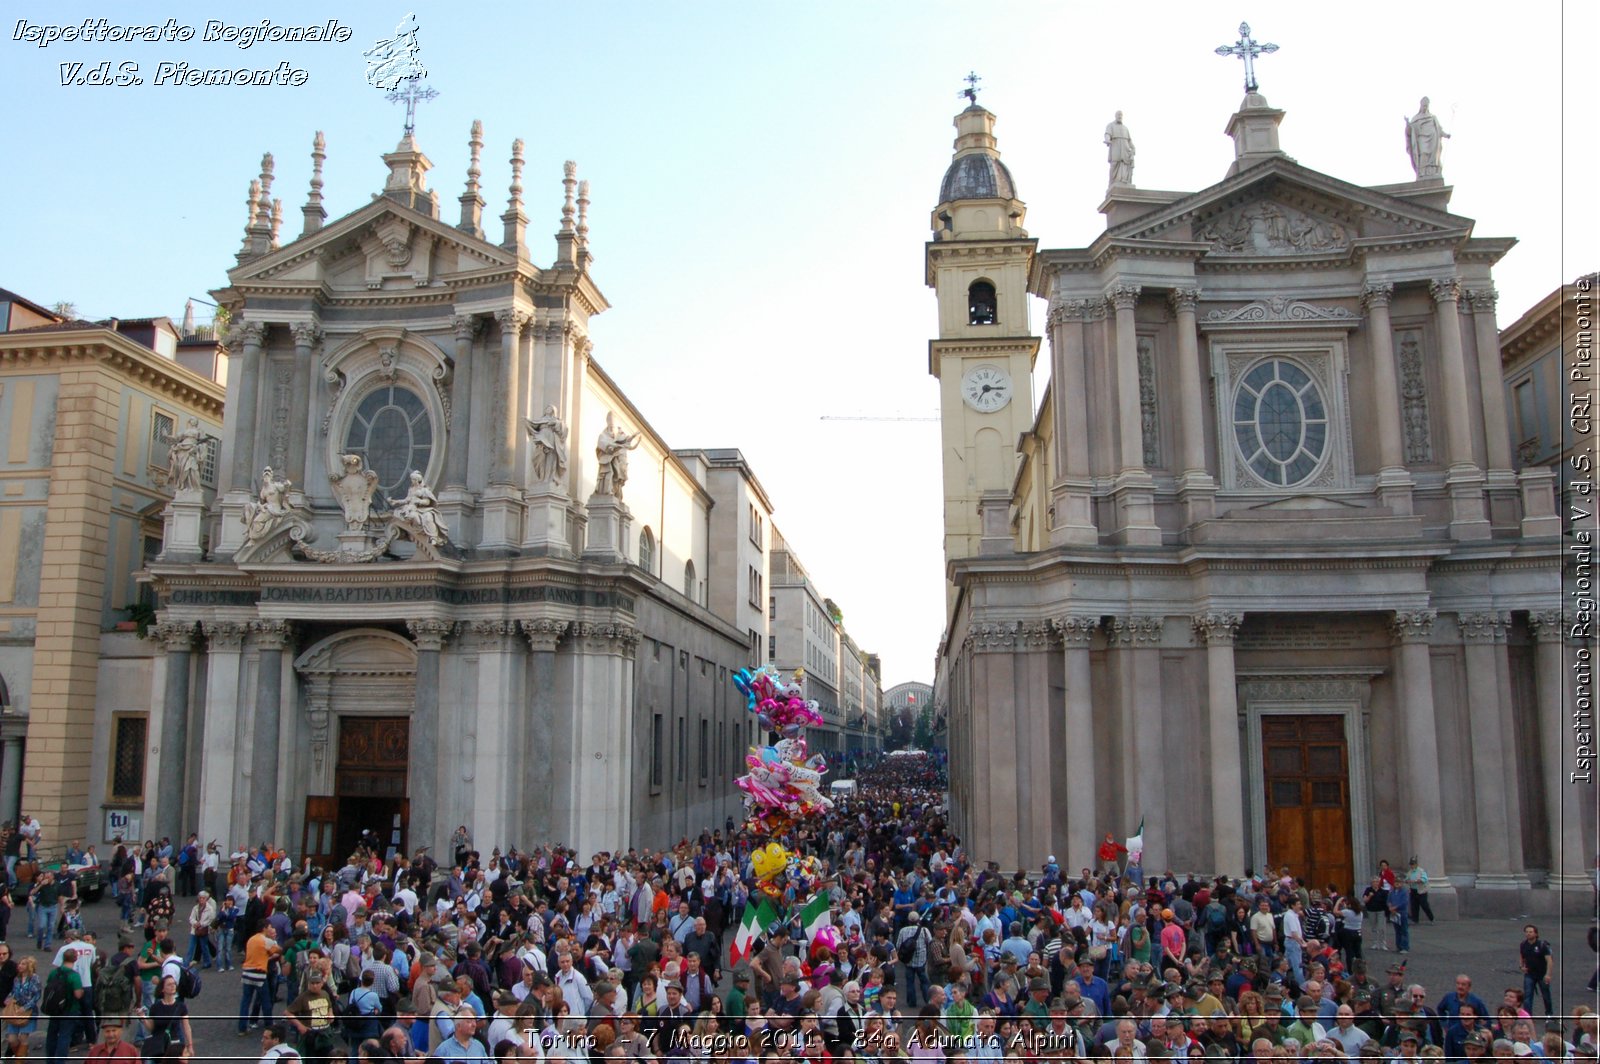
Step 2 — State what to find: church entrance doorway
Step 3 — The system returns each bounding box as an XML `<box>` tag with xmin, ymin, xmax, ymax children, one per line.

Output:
<box><xmin>1260</xmin><ymin>714</ymin><xmax>1353</xmax><ymax>893</ymax></box>
<box><xmin>333</xmin><ymin>716</ymin><xmax>410</xmax><ymax>860</ymax></box>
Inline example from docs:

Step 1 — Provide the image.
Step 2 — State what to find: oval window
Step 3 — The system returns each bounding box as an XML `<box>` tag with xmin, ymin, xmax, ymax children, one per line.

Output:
<box><xmin>1232</xmin><ymin>359</ymin><xmax>1329</xmax><ymax>486</ymax></box>
<box><xmin>344</xmin><ymin>383</ymin><xmax>434</xmax><ymax>495</ymax></box>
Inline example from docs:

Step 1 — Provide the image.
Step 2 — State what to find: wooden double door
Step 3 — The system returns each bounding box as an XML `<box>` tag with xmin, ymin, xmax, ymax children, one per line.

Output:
<box><xmin>303</xmin><ymin>716</ymin><xmax>410</xmax><ymax>868</ymax></box>
<box><xmin>1261</xmin><ymin>714</ymin><xmax>1354</xmax><ymax>894</ymax></box>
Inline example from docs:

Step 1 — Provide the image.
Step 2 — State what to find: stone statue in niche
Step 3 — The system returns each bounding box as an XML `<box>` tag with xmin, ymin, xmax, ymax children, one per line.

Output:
<box><xmin>1404</xmin><ymin>96</ymin><xmax>1449</xmax><ymax>179</ymax></box>
<box><xmin>165</xmin><ymin>416</ymin><xmax>217</xmax><ymax>494</ymax></box>
<box><xmin>329</xmin><ymin>454</ymin><xmax>379</xmax><ymax>530</ymax></box>
<box><xmin>594</xmin><ymin>411</ymin><xmax>641</xmax><ymax>500</ymax></box>
<box><xmin>242</xmin><ymin>466</ymin><xmax>294</xmax><ymax>542</ymax></box>
<box><xmin>1104</xmin><ymin>111</ymin><xmax>1134</xmax><ymax>187</ymax></box>
<box><xmin>526</xmin><ymin>405</ymin><xmax>570</xmax><ymax>487</ymax></box>
<box><xmin>388</xmin><ymin>470</ymin><xmax>449</xmax><ymax>547</ymax></box>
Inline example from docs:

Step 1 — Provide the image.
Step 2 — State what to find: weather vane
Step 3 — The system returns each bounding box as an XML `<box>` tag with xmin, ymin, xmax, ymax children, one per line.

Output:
<box><xmin>1214</xmin><ymin>21</ymin><xmax>1278</xmax><ymax>94</ymax></box>
<box><xmin>960</xmin><ymin>71</ymin><xmax>981</xmax><ymax>105</ymax></box>
<box><xmin>365</xmin><ymin>12</ymin><xmax>438</xmax><ymax>135</ymax></box>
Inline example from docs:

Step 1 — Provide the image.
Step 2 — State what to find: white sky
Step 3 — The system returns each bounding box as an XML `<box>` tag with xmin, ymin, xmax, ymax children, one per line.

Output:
<box><xmin>1</xmin><ymin>0</ymin><xmax>1594</xmax><ymax>687</ymax></box>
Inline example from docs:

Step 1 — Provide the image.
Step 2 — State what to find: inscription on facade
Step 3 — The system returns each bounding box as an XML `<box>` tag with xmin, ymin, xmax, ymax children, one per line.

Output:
<box><xmin>1237</xmin><ymin>619</ymin><xmax>1373</xmax><ymax>650</ymax></box>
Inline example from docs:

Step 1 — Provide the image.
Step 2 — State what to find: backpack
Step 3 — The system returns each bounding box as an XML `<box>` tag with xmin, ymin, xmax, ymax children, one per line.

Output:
<box><xmin>896</xmin><ymin>927</ymin><xmax>922</xmax><ymax>966</ymax></box>
<box><xmin>98</xmin><ymin>958</ymin><xmax>135</xmax><ymax>1017</ymax></box>
<box><xmin>1205</xmin><ymin>901</ymin><xmax>1227</xmax><ymax>931</ymax></box>
<box><xmin>42</xmin><ymin>971</ymin><xmax>72</xmax><ymax>1016</ymax></box>
<box><xmin>177</xmin><ymin>962</ymin><xmax>202</xmax><ymax>1000</ymax></box>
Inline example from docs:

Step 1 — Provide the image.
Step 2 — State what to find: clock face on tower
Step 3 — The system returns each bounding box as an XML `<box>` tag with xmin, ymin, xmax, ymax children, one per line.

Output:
<box><xmin>961</xmin><ymin>365</ymin><xmax>1012</xmax><ymax>413</ymax></box>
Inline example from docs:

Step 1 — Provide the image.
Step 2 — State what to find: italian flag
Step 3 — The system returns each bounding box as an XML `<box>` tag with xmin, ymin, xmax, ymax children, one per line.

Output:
<box><xmin>799</xmin><ymin>892</ymin><xmax>832</xmax><ymax>942</ymax></box>
<box><xmin>730</xmin><ymin>898</ymin><xmax>778</xmax><ymax>967</ymax></box>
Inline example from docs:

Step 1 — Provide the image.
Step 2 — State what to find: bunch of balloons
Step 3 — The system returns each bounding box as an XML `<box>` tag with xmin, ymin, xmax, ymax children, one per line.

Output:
<box><xmin>733</xmin><ymin>665</ymin><xmax>834</xmax><ymax>893</ymax></box>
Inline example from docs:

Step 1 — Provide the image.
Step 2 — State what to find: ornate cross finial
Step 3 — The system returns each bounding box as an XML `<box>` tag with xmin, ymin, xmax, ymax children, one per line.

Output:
<box><xmin>960</xmin><ymin>71</ymin><xmax>982</xmax><ymax>105</ymax></box>
<box><xmin>387</xmin><ymin>81</ymin><xmax>439</xmax><ymax>136</ymax></box>
<box><xmin>1215</xmin><ymin>21</ymin><xmax>1279</xmax><ymax>94</ymax></box>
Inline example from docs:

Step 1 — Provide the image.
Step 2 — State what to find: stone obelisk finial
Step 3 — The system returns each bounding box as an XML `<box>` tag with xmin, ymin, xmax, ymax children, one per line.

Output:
<box><xmin>302</xmin><ymin>131</ymin><xmax>327</xmax><ymax>235</ymax></box>
<box><xmin>501</xmin><ymin>138</ymin><xmax>527</xmax><ymax>254</ymax></box>
<box><xmin>460</xmin><ymin>120</ymin><xmax>485</xmax><ymax>239</ymax></box>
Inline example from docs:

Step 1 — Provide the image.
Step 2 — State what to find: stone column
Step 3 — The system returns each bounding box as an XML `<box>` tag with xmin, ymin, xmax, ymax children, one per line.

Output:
<box><xmin>1531</xmin><ymin>611</ymin><xmax>1593</xmax><ymax>890</ymax></box>
<box><xmin>1053</xmin><ymin>615</ymin><xmax>1099</xmax><ymax>871</ymax></box>
<box><xmin>407</xmin><ymin>619</ymin><xmax>451</xmax><ymax>856</ymax></box>
<box><xmin>1170</xmin><ymin>287</ymin><xmax>1216</xmax><ymax>525</ymax></box>
<box><xmin>1195</xmin><ymin>612</ymin><xmax>1244</xmax><ymax>876</ymax></box>
<box><xmin>227</xmin><ymin>322</ymin><xmax>267</xmax><ymax>491</ymax></box>
<box><xmin>1465</xmin><ymin>288</ymin><xmax>1513</xmax><ymax>472</ymax></box>
<box><xmin>288</xmin><ymin>323</ymin><xmax>320</xmax><ymax>488</ymax></box>
<box><xmin>491</xmin><ymin>310</ymin><xmax>527</xmax><ymax>487</ymax></box>
<box><xmin>1109</xmin><ymin>616</ymin><xmax>1166</xmax><ymax>871</ymax></box>
<box><xmin>566</xmin><ymin>622</ymin><xmax>640</xmax><ymax>860</ymax></box>
<box><xmin>1432</xmin><ymin>280</ymin><xmax>1490</xmax><ymax>538</ymax></box>
<box><xmin>153</xmin><ymin>622</ymin><xmax>196</xmax><ymax>844</ymax></box>
<box><xmin>521</xmin><ymin>618</ymin><xmax>568</xmax><ymax>840</ymax></box>
<box><xmin>196</xmin><ymin>621</ymin><xmax>247</xmax><ymax>848</ymax></box>
<box><xmin>1109</xmin><ymin>285</ymin><xmax>1145</xmax><ymax>474</ymax></box>
<box><xmin>1391</xmin><ymin>609</ymin><xmax>1455</xmax><ymax>912</ymax></box>
<box><xmin>1046</xmin><ymin>302</ymin><xmax>1097</xmax><ymax>545</ymax></box>
<box><xmin>248</xmin><ymin>620</ymin><xmax>292</xmax><ymax>846</ymax></box>
<box><xmin>1459</xmin><ymin>612</ymin><xmax>1522</xmax><ymax>885</ymax></box>
<box><xmin>1361</xmin><ymin>284</ymin><xmax>1414</xmax><ymax>511</ymax></box>
<box><xmin>444</xmin><ymin>315</ymin><xmax>478</xmax><ymax>489</ymax></box>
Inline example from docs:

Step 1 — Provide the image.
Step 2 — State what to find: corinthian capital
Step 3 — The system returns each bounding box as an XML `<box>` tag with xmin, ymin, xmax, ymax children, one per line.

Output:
<box><xmin>1051</xmin><ymin>614</ymin><xmax>1099</xmax><ymax>648</ymax></box>
<box><xmin>202</xmin><ymin>620</ymin><xmax>249</xmax><ymax>650</ymax></box>
<box><xmin>1457</xmin><ymin>610</ymin><xmax>1511</xmax><ymax>643</ymax></box>
<box><xmin>452</xmin><ymin>314</ymin><xmax>482</xmax><ymax>342</ymax></box>
<box><xmin>1465</xmin><ymin>287</ymin><xmax>1498</xmax><ymax>314</ymax></box>
<box><xmin>1528</xmin><ymin>609</ymin><xmax>1564</xmax><ymax>642</ymax></box>
<box><xmin>519</xmin><ymin>617</ymin><xmax>569</xmax><ymax>652</ymax></box>
<box><xmin>154</xmin><ymin>621</ymin><xmax>197</xmax><ymax>651</ymax></box>
<box><xmin>1360</xmin><ymin>283</ymin><xmax>1394</xmax><ymax>310</ymax></box>
<box><xmin>1106</xmin><ymin>284</ymin><xmax>1142</xmax><ymax>312</ymax></box>
<box><xmin>1390</xmin><ymin>609</ymin><xmax>1437</xmax><ymax>644</ymax></box>
<box><xmin>1193</xmin><ymin>612</ymin><xmax>1243</xmax><ymax>645</ymax></box>
<box><xmin>250</xmin><ymin>619</ymin><xmax>295</xmax><ymax>650</ymax></box>
<box><xmin>407</xmin><ymin>618</ymin><xmax>453</xmax><ymax>651</ymax></box>
<box><xmin>1428</xmin><ymin>278</ymin><xmax>1461</xmax><ymax>304</ymax></box>
<box><xmin>1106</xmin><ymin>616</ymin><xmax>1164</xmax><ymax>646</ymax></box>
<box><xmin>1167</xmin><ymin>287</ymin><xmax>1200</xmax><ymax>314</ymax></box>
<box><xmin>290</xmin><ymin>322</ymin><xmax>322</xmax><ymax>348</ymax></box>
<box><xmin>494</xmin><ymin>308</ymin><xmax>530</xmax><ymax>336</ymax></box>
<box><xmin>231</xmin><ymin>321</ymin><xmax>267</xmax><ymax>348</ymax></box>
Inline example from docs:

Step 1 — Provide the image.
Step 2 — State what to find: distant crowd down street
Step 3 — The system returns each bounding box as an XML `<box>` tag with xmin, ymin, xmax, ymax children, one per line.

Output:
<box><xmin>0</xmin><ymin>750</ymin><xmax>1595</xmax><ymax>1064</ymax></box>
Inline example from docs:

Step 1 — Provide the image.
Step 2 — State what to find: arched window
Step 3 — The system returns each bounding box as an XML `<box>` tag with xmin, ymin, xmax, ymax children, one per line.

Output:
<box><xmin>638</xmin><ymin>527</ymin><xmax>656</xmax><ymax>574</ymax></box>
<box><xmin>343</xmin><ymin>382</ymin><xmax>435</xmax><ymax>495</ymax></box>
<box><xmin>968</xmin><ymin>281</ymin><xmax>997</xmax><ymax>326</ymax></box>
<box><xmin>683</xmin><ymin>560</ymin><xmax>696</xmax><ymax>599</ymax></box>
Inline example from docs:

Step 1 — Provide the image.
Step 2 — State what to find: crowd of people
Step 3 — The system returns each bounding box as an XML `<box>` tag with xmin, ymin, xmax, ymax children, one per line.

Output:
<box><xmin>0</xmin><ymin>751</ymin><xmax>1595</xmax><ymax>1064</ymax></box>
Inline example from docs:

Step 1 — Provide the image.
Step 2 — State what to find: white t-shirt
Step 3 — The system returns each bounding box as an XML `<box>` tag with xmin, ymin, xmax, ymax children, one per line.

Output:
<box><xmin>54</xmin><ymin>942</ymin><xmax>96</xmax><ymax>986</ymax></box>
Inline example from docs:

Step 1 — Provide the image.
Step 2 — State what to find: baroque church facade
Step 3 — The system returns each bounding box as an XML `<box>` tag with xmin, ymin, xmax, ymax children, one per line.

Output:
<box><xmin>929</xmin><ymin>89</ymin><xmax>1584</xmax><ymax>914</ymax></box>
<box><xmin>143</xmin><ymin>126</ymin><xmax>769</xmax><ymax>863</ymax></box>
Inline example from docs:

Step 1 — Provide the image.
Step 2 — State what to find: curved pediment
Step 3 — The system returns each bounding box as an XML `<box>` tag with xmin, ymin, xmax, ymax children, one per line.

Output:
<box><xmin>294</xmin><ymin>627</ymin><xmax>418</xmax><ymax>676</ymax></box>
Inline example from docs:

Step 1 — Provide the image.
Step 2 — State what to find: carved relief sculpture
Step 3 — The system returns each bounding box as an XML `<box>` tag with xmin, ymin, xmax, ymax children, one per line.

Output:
<box><xmin>594</xmin><ymin>411</ymin><xmax>642</xmax><ymax>499</ymax></box>
<box><xmin>1199</xmin><ymin>201</ymin><xmax>1348</xmax><ymax>254</ymax></box>
<box><xmin>526</xmin><ymin>405</ymin><xmax>570</xmax><ymax>487</ymax></box>
<box><xmin>1397</xmin><ymin>332</ymin><xmax>1434</xmax><ymax>463</ymax></box>
<box><xmin>1137</xmin><ymin>336</ymin><xmax>1160</xmax><ymax>467</ymax></box>
<box><xmin>165</xmin><ymin>416</ymin><xmax>217</xmax><ymax>494</ymax></box>
<box><xmin>330</xmin><ymin>454</ymin><xmax>380</xmax><ymax>530</ymax></box>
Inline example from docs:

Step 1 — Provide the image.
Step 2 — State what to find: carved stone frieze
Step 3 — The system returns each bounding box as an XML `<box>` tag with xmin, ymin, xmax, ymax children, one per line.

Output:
<box><xmin>1397</xmin><ymin>330</ymin><xmax>1433</xmax><ymax>463</ymax></box>
<box><xmin>1237</xmin><ymin>674</ymin><xmax>1374</xmax><ymax>705</ymax></box>
<box><xmin>268</xmin><ymin>363</ymin><xmax>293</xmax><ymax>471</ymax></box>
<box><xmin>1199</xmin><ymin>201</ymin><xmax>1349</xmax><ymax>254</ymax></box>
<box><xmin>1203</xmin><ymin>296</ymin><xmax>1356</xmax><ymax>324</ymax></box>
<box><xmin>1137</xmin><ymin>336</ymin><xmax>1160</xmax><ymax>467</ymax></box>
<box><xmin>1390</xmin><ymin>609</ymin><xmax>1437</xmax><ymax>643</ymax></box>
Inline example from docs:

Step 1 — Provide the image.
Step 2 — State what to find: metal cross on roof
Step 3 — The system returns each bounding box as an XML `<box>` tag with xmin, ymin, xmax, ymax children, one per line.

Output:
<box><xmin>960</xmin><ymin>71</ymin><xmax>982</xmax><ymax>105</ymax></box>
<box><xmin>1215</xmin><ymin>21</ymin><xmax>1279</xmax><ymax>94</ymax></box>
<box><xmin>387</xmin><ymin>80</ymin><xmax>439</xmax><ymax>136</ymax></box>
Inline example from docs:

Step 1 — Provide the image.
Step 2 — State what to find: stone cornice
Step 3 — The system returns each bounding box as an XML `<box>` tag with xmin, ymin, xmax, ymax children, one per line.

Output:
<box><xmin>0</xmin><ymin>331</ymin><xmax>226</xmax><ymax>417</ymax></box>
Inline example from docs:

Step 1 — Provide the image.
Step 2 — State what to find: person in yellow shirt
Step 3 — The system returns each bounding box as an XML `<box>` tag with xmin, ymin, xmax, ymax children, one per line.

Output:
<box><xmin>238</xmin><ymin>922</ymin><xmax>282</xmax><ymax>1034</ymax></box>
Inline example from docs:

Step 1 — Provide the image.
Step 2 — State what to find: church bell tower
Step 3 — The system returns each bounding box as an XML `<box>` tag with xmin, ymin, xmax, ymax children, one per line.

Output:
<box><xmin>926</xmin><ymin>92</ymin><xmax>1039</xmax><ymax>603</ymax></box>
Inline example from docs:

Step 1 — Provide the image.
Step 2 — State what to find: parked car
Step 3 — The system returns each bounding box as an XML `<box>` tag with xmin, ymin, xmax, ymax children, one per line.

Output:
<box><xmin>8</xmin><ymin>848</ymin><xmax>103</xmax><ymax>904</ymax></box>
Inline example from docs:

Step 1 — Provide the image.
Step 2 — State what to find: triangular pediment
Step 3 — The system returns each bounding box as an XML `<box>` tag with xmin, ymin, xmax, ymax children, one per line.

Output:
<box><xmin>228</xmin><ymin>197</ymin><xmax>519</xmax><ymax>292</ymax></box>
<box><xmin>1105</xmin><ymin>158</ymin><xmax>1472</xmax><ymax>256</ymax></box>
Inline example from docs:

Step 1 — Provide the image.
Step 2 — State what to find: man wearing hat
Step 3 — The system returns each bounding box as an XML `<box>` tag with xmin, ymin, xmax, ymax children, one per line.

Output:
<box><xmin>1022</xmin><ymin>977</ymin><xmax>1052</xmax><ymax>1030</ymax></box>
<box><xmin>1072</xmin><ymin>957</ymin><xmax>1111</xmax><ymax>1015</ymax></box>
<box><xmin>652</xmin><ymin>981</ymin><xmax>694</xmax><ymax>1057</ymax></box>
<box><xmin>84</xmin><ymin>1015</ymin><xmax>138</xmax><ymax>1063</ymax></box>
<box><xmin>725</xmin><ymin>970</ymin><xmax>750</xmax><ymax>1021</ymax></box>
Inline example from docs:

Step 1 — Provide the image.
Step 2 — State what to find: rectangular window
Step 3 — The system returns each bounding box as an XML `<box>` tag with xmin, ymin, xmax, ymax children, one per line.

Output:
<box><xmin>109</xmin><ymin>714</ymin><xmax>148</xmax><ymax>802</ymax></box>
<box><xmin>149</xmin><ymin>411</ymin><xmax>174</xmax><ymax>472</ymax></box>
<box><xmin>699</xmin><ymin>719</ymin><xmax>709</xmax><ymax>784</ymax></box>
<box><xmin>1514</xmin><ymin>378</ymin><xmax>1538</xmax><ymax>444</ymax></box>
<box><xmin>768</xmin><ymin>634</ymin><xmax>777</xmax><ymax>659</ymax></box>
<box><xmin>769</xmin><ymin>595</ymin><xmax>776</xmax><ymax>621</ymax></box>
<box><xmin>677</xmin><ymin>717</ymin><xmax>686</xmax><ymax>782</ymax></box>
<box><xmin>651</xmin><ymin>714</ymin><xmax>664</xmax><ymax>788</ymax></box>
